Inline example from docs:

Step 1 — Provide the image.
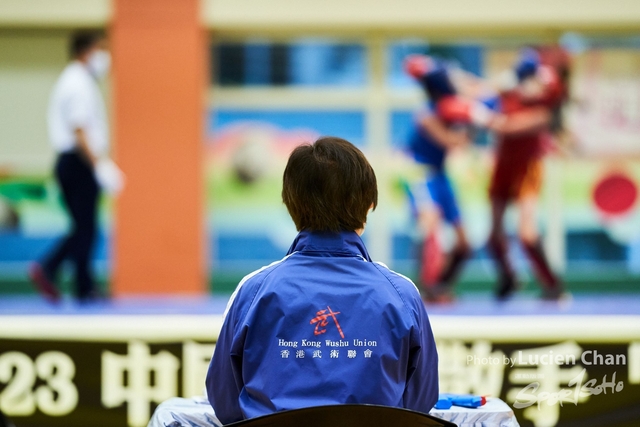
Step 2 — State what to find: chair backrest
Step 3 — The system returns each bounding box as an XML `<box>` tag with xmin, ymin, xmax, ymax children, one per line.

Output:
<box><xmin>225</xmin><ymin>404</ymin><xmax>457</xmax><ymax>427</ymax></box>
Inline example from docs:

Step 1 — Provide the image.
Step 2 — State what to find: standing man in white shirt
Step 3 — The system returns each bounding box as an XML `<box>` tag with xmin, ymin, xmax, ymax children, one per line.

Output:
<box><xmin>30</xmin><ymin>32</ymin><xmax>121</xmax><ymax>303</ymax></box>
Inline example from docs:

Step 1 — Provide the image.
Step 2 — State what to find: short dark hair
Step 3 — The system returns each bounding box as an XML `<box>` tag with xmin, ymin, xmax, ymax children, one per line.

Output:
<box><xmin>282</xmin><ymin>137</ymin><xmax>378</xmax><ymax>232</ymax></box>
<box><xmin>70</xmin><ymin>31</ymin><xmax>102</xmax><ymax>59</ymax></box>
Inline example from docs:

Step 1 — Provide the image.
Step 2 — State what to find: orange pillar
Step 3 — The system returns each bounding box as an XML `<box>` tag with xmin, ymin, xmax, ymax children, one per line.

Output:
<box><xmin>111</xmin><ymin>0</ymin><xmax>207</xmax><ymax>295</ymax></box>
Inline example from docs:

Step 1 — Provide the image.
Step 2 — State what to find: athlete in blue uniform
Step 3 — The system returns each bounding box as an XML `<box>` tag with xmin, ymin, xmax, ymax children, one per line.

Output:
<box><xmin>404</xmin><ymin>55</ymin><xmax>493</xmax><ymax>302</ymax></box>
<box><xmin>206</xmin><ymin>137</ymin><xmax>439</xmax><ymax>424</ymax></box>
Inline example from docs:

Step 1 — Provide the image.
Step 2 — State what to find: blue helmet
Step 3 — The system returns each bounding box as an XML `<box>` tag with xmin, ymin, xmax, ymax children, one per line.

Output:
<box><xmin>515</xmin><ymin>48</ymin><xmax>540</xmax><ymax>82</ymax></box>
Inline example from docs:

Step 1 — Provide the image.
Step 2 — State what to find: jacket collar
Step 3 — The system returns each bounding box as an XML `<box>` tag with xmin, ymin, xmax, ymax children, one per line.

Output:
<box><xmin>286</xmin><ymin>230</ymin><xmax>372</xmax><ymax>262</ymax></box>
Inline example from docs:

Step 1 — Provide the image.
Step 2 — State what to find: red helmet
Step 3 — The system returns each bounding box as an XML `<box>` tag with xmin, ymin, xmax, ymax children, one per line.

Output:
<box><xmin>403</xmin><ymin>54</ymin><xmax>434</xmax><ymax>79</ymax></box>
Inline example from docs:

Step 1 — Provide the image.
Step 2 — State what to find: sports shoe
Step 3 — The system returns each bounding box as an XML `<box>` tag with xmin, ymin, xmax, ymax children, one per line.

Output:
<box><xmin>495</xmin><ymin>274</ymin><xmax>519</xmax><ymax>301</ymax></box>
<box><xmin>423</xmin><ymin>285</ymin><xmax>456</xmax><ymax>304</ymax></box>
<box><xmin>28</xmin><ymin>263</ymin><xmax>60</xmax><ymax>303</ymax></box>
<box><xmin>541</xmin><ymin>286</ymin><xmax>572</xmax><ymax>302</ymax></box>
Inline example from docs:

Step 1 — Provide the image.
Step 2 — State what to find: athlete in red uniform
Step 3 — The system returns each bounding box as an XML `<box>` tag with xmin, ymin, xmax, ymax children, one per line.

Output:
<box><xmin>488</xmin><ymin>47</ymin><xmax>570</xmax><ymax>300</ymax></box>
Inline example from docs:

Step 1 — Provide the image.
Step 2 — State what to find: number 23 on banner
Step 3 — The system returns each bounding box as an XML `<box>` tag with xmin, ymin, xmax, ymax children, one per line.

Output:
<box><xmin>0</xmin><ymin>351</ymin><xmax>78</xmax><ymax>416</ymax></box>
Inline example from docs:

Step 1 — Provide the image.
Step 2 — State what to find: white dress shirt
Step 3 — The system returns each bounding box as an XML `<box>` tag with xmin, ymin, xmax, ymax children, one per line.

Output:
<box><xmin>47</xmin><ymin>61</ymin><xmax>108</xmax><ymax>157</ymax></box>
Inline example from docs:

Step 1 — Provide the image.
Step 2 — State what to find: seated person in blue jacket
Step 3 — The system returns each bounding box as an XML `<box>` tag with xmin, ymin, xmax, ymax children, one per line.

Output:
<box><xmin>206</xmin><ymin>136</ymin><xmax>439</xmax><ymax>424</ymax></box>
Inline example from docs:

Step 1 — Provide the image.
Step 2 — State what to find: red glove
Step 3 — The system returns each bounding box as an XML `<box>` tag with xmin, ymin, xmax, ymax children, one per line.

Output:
<box><xmin>436</xmin><ymin>96</ymin><xmax>494</xmax><ymax>127</ymax></box>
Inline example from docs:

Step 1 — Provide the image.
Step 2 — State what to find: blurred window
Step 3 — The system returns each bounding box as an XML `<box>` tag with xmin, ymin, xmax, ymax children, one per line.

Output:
<box><xmin>387</xmin><ymin>40</ymin><xmax>485</xmax><ymax>87</ymax></box>
<box><xmin>390</xmin><ymin>110</ymin><xmax>413</xmax><ymax>149</ymax></box>
<box><xmin>212</xmin><ymin>39</ymin><xmax>366</xmax><ymax>87</ymax></box>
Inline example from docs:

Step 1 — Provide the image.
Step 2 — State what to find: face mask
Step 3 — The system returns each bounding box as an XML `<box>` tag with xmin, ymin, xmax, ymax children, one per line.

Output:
<box><xmin>87</xmin><ymin>50</ymin><xmax>111</xmax><ymax>80</ymax></box>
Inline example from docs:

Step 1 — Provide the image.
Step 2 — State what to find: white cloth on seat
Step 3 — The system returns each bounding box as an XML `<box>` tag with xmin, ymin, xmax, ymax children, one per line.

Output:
<box><xmin>429</xmin><ymin>398</ymin><xmax>520</xmax><ymax>427</ymax></box>
<box><xmin>147</xmin><ymin>396</ymin><xmax>222</xmax><ymax>427</ymax></box>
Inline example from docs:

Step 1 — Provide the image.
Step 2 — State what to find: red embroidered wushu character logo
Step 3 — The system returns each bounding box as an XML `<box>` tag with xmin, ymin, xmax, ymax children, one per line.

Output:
<box><xmin>310</xmin><ymin>306</ymin><xmax>344</xmax><ymax>339</ymax></box>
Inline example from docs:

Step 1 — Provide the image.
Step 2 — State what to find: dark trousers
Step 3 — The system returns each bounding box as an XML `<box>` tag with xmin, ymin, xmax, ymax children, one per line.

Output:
<box><xmin>42</xmin><ymin>151</ymin><xmax>100</xmax><ymax>298</ymax></box>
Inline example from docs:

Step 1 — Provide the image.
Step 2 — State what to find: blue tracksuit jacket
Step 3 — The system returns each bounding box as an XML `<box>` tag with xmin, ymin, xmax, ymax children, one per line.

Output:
<box><xmin>206</xmin><ymin>230</ymin><xmax>439</xmax><ymax>424</ymax></box>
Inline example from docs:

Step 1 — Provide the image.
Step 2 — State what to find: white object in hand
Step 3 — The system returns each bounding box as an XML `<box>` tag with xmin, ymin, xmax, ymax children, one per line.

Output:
<box><xmin>470</xmin><ymin>102</ymin><xmax>494</xmax><ymax>127</ymax></box>
<box><xmin>95</xmin><ymin>158</ymin><xmax>125</xmax><ymax>195</ymax></box>
<box><xmin>495</xmin><ymin>69</ymin><xmax>518</xmax><ymax>92</ymax></box>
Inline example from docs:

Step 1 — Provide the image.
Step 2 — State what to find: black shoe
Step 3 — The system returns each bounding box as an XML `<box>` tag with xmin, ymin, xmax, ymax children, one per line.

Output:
<box><xmin>77</xmin><ymin>289</ymin><xmax>108</xmax><ymax>304</ymax></box>
<box><xmin>495</xmin><ymin>274</ymin><xmax>519</xmax><ymax>301</ymax></box>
